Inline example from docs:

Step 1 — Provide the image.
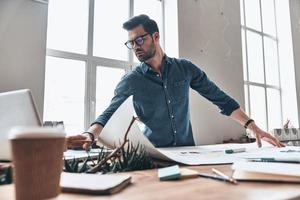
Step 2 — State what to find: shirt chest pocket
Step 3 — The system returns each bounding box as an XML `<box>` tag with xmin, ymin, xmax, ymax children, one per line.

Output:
<box><xmin>172</xmin><ymin>79</ymin><xmax>189</xmax><ymax>102</ymax></box>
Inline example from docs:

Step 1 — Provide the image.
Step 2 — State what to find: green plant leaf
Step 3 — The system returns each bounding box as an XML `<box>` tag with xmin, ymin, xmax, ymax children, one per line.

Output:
<box><xmin>64</xmin><ymin>158</ymin><xmax>72</xmax><ymax>172</ymax></box>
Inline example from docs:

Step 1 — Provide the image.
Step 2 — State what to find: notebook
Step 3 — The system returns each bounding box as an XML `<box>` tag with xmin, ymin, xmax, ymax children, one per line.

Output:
<box><xmin>60</xmin><ymin>172</ymin><xmax>131</xmax><ymax>195</ymax></box>
<box><xmin>232</xmin><ymin>161</ymin><xmax>300</xmax><ymax>183</ymax></box>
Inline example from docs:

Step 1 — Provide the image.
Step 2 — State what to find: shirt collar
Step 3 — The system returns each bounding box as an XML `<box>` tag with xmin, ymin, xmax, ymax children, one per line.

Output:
<box><xmin>140</xmin><ymin>54</ymin><xmax>172</xmax><ymax>74</ymax></box>
<box><xmin>140</xmin><ymin>62</ymin><xmax>150</xmax><ymax>74</ymax></box>
<box><xmin>164</xmin><ymin>55</ymin><xmax>172</xmax><ymax>65</ymax></box>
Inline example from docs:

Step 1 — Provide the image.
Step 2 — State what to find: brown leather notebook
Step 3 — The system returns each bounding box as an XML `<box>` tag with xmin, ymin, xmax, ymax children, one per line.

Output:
<box><xmin>60</xmin><ymin>172</ymin><xmax>131</xmax><ymax>195</ymax></box>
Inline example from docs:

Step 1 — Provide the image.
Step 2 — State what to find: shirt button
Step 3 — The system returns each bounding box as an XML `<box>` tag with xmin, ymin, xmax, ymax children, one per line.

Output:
<box><xmin>171</xmin><ymin>115</ymin><xmax>174</xmax><ymax>119</ymax></box>
<box><xmin>156</xmin><ymin>74</ymin><xmax>160</xmax><ymax>77</ymax></box>
<box><xmin>174</xmin><ymin>130</ymin><xmax>177</xmax><ymax>134</ymax></box>
<box><xmin>164</xmin><ymin>85</ymin><xmax>167</xmax><ymax>89</ymax></box>
<box><xmin>168</xmin><ymin>100</ymin><xmax>171</xmax><ymax>104</ymax></box>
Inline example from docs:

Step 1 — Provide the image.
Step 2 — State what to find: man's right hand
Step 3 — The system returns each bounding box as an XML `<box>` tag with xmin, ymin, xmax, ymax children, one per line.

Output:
<box><xmin>66</xmin><ymin>134</ymin><xmax>93</xmax><ymax>150</ymax></box>
<box><xmin>66</xmin><ymin>124</ymin><xmax>103</xmax><ymax>150</ymax></box>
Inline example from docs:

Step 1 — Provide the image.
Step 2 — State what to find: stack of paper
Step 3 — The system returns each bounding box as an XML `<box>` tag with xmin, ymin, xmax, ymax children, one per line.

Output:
<box><xmin>232</xmin><ymin>161</ymin><xmax>300</xmax><ymax>183</ymax></box>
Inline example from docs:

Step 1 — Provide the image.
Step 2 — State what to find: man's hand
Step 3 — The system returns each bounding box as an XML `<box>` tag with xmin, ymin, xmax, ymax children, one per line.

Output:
<box><xmin>66</xmin><ymin>124</ymin><xmax>103</xmax><ymax>150</ymax></box>
<box><xmin>229</xmin><ymin>108</ymin><xmax>285</xmax><ymax>148</ymax></box>
<box><xmin>250</xmin><ymin>123</ymin><xmax>285</xmax><ymax>147</ymax></box>
<box><xmin>66</xmin><ymin>134</ymin><xmax>93</xmax><ymax>150</ymax></box>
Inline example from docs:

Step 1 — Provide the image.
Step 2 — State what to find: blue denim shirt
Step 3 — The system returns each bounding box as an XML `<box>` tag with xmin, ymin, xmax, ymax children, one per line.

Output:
<box><xmin>93</xmin><ymin>56</ymin><xmax>240</xmax><ymax>147</ymax></box>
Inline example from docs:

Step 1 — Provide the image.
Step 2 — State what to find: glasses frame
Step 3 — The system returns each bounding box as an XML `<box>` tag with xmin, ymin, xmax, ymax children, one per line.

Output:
<box><xmin>124</xmin><ymin>33</ymin><xmax>151</xmax><ymax>49</ymax></box>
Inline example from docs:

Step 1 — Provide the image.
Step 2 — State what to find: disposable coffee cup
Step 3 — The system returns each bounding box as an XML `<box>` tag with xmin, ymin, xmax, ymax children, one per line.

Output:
<box><xmin>9</xmin><ymin>127</ymin><xmax>66</xmax><ymax>200</ymax></box>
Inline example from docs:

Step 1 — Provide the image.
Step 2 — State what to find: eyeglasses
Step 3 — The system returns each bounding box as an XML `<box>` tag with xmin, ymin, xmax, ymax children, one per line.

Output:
<box><xmin>124</xmin><ymin>33</ymin><xmax>150</xmax><ymax>49</ymax></box>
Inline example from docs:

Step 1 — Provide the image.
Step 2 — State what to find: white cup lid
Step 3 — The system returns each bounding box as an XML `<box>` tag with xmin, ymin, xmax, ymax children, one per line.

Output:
<box><xmin>9</xmin><ymin>126</ymin><xmax>66</xmax><ymax>139</ymax></box>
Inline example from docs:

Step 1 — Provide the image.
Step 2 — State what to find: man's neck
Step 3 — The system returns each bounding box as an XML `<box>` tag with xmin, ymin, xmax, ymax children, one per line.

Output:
<box><xmin>145</xmin><ymin>47</ymin><xmax>164</xmax><ymax>74</ymax></box>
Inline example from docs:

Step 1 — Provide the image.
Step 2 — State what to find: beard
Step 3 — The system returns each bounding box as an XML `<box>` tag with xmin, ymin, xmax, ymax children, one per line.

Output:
<box><xmin>135</xmin><ymin>41</ymin><xmax>156</xmax><ymax>62</ymax></box>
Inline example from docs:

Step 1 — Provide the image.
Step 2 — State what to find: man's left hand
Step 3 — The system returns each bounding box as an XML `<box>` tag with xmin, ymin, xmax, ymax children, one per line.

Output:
<box><xmin>251</xmin><ymin>124</ymin><xmax>285</xmax><ymax>147</ymax></box>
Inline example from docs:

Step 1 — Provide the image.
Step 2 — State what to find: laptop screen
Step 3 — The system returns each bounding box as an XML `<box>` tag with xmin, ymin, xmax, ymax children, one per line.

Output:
<box><xmin>0</xmin><ymin>89</ymin><xmax>42</xmax><ymax>160</ymax></box>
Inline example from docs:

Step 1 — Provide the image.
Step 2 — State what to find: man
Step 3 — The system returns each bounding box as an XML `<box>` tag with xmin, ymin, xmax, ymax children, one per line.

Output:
<box><xmin>67</xmin><ymin>14</ymin><xmax>284</xmax><ymax>149</ymax></box>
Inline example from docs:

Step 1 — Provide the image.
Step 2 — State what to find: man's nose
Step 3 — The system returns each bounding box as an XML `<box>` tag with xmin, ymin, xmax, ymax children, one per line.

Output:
<box><xmin>132</xmin><ymin>41</ymin><xmax>139</xmax><ymax>50</ymax></box>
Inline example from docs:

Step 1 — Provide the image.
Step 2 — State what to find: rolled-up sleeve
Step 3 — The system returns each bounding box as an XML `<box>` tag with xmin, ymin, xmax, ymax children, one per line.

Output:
<box><xmin>186</xmin><ymin>60</ymin><xmax>240</xmax><ymax>116</ymax></box>
<box><xmin>91</xmin><ymin>73</ymin><xmax>134</xmax><ymax>126</ymax></box>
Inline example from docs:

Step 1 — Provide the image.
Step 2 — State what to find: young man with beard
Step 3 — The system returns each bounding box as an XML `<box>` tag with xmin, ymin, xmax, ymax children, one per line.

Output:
<box><xmin>67</xmin><ymin>15</ymin><xmax>284</xmax><ymax>149</ymax></box>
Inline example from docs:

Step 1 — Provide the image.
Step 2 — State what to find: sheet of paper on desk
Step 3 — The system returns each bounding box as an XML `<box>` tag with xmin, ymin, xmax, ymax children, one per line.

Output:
<box><xmin>155</xmin><ymin>142</ymin><xmax>274</xmax><ymax>165</ymax></box>
<box><xmin>98</xmin><ymin>96</ymin><xmax>300</xmax><ymax>165</ymax></box>
<box><xmin>234</xmin><ymin>145</ymin><xmax>300</xmax><ymax>161</ymax></box>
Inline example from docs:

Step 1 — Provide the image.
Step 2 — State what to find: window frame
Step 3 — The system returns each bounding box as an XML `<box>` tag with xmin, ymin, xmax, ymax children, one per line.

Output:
<box><xmin>241</xmin><ymin>0</ymin><xmax>283</xmax><ymax>130</ymax></box>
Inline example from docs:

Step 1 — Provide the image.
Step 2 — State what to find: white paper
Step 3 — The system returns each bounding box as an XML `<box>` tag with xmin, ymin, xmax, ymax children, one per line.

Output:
<box><xmin>99</xmin><ymin>96</ymin><xmax>300</xmax><ymax>165</ymax></box>
<box><xmin>233</xmin><ymin>145</ymin><xmax>300</xmax><ymax>162</ymax></box>
<box><xmin>155</xmin><ymin>141</ymin><xmax>282</xmax><ymax>165</ymax></box>
<box><xmin>232</xmin><ymin>161</ymin><xmax>300</xmax><ymax>177</ymax></box>
<box><xmin>98</xmin><ymin>96</ymin><xmax>170</xmax><ymax>161</ymax></box>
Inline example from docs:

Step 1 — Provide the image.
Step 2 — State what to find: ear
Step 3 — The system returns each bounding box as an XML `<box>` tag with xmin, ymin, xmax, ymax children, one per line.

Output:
<box><xmin>153</xmin><ymin>32</ymin><xmax>160</xmax><ymax>42</ymax></box>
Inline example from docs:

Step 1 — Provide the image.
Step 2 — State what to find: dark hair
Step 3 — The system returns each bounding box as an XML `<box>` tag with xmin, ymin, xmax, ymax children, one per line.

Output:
<box><xmin>122</xmin><ymin>14</ymin><xmax>159</xmax><ymax>33</ymax></box>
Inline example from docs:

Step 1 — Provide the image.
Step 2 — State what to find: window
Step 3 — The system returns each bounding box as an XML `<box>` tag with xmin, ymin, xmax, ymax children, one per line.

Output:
<box><xmin>93</xmin><ymin>0</ymin><xmax>128</xmax><ymax>60</ymax></box>
<box><xmin>43</xmin><ymin>57</ymin><xmax>85</xmax><ymax>133</ymax></box>
<box><xmin>46</xmin><ymin>0</ymin><xmax>89</xmax><ymax>54</ymax></box>
<box><xmin>95</xmin><ymin>66</ymin><xmax>125</xmax><ymax>115</ymax></box>
<box><xmin>240</xmin><ymin>0</ymin><xmax>282</xmax><ymax>131</ymax></box>
<box><xmin>44</xmin><ymin>0</ymin><xmax>165</xmax><ymax>134</ymax></box>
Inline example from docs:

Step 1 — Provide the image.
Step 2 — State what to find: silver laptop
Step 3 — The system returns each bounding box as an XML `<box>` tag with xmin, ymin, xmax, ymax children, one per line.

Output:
<box><xmin>0</xmin><ymin>89</ymin><xmax>42</xmax><ymax>161</ymax></box>
<box><xmin>0</xmin><ymin>89</ymin><xmax>111</xmax><ymax>161</ymax></box>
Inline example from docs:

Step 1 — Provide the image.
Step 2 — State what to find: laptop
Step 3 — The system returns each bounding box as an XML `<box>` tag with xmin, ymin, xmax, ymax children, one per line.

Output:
<box><xmin>0</xmin><ymin>89</ymin><xmax>42</xmax><ymax>161</ymax></box>
<box><xmin>0</xmin><ymin>89</ymin><xmax>111</xmax><ymax>162</ymax></box>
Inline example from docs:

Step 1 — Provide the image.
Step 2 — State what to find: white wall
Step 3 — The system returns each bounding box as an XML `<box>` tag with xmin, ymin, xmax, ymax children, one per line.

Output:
<box><xmin>290</xmin><ymin>0</ymin><xmax>300</xmax><ymax>127</ymax></box>
<box><xmin>0</xmin><ymin>0</ymin><xmax>48</xmax><ymax>118</ymax></box>
<box><xmin>177</xmin><ymin>0</ymin><xmax>245</xmax><ymax>145</ymax></box>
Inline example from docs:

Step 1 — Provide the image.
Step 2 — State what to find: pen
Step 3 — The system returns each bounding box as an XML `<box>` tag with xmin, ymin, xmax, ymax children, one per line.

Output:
<box><xmin>247</xmin><ymin>157</ymin><xmax>300</xmax><ymax>163</ymax></box>
<box><xmin>225</xmin><ymin>147</ymin><xmax>246</xmax><ymax>154</ymax></box>
<box><xmin>212</xmin><ymin>168</ymin><xmax>237</xmax><ymax>184</ymax></box>
<box><xmin>198</xmin><ymin>172</ymin><xmax>237</xmax><ymax>185</ymax></box>
<box><xmin>280</xmin><ymin>150</ymin><xmax>300</xmax><ymax>153</ymax></box>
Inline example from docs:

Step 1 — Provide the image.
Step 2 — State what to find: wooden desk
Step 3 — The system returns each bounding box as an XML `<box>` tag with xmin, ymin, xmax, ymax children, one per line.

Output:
<box><xmin>1</xmin><ymin>165</ymin><xmax>300</xmax><ymax>200</ymax></box>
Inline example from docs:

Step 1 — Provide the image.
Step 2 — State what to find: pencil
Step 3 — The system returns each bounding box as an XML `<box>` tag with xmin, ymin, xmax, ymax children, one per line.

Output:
<box><xmin>212</xmin><ymin>168</ymin><xmax>237</xmax><ymax>184</ymax></box>
<box><xmin>198</xmin><ymin>173</ymin><xmax>237</xmax><ymax>185</ymax></box>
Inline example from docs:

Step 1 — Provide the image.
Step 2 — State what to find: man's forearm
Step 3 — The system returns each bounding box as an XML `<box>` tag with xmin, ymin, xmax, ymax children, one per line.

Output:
<box><xmin>229</xmin><ymin>108</ymin><xmax>256</xmax><ymax>129</ymax></box>
<box><xmin>86</xmin><ymin>123</ymin><xmax>103</xmax><ymax>140</ymax></box>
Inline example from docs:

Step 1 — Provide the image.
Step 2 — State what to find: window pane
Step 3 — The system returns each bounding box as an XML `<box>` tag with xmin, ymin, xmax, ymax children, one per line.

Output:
<box><xmin>261</xmin><ymin>0</ymin><xmax>276</xmax><ymax>36</ymax></box>
<box><xmin>43</xmin><ymin>57</ymin><xmax>85</xmax><ymax>134</ymax></box>
<box><xmin>96</xmin><ymin>67</ymin><xmax>125</xmax><ymax>116</ymax></box>
<box><xmin>247</xmin><ymin>31</ymin><xmax>264</xmax><ymax>83</ymax></box>
<box><xmin>134</xmin><ymin>0</ymin><xmax>162</xmax><ymax>63</ymax></box>
<box><xmin>267</xmin><ymin>88</ymin><xmax>281</xmax><ymax>130</ymax></box>
<box><xmin>264</xmin><ymin>37</ymin><xmax>279</xmax><ymax>86</ymax></box>
<box><xmin>241</xmin><ymin>29</ymin><xmax>247</xmax><ymax>80</ymax></box>
<box><xmin>47</xmin><ymin>0</ymin><xmax>88</xmax><ymax>54</ymax></box>
<box><xmin>249</xmin><ymin>85</ymin><xmax>267</xmax><ymax>130</ymax></box>
<box><xmin>93</xmin><ymin>0</ymin><xmax>129</xmax><ymax>60</ymax></box>
<box><xmin>244</xmin><ymin>0</ymin><xmax>261</xmax><ymax>31</ymax></box>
